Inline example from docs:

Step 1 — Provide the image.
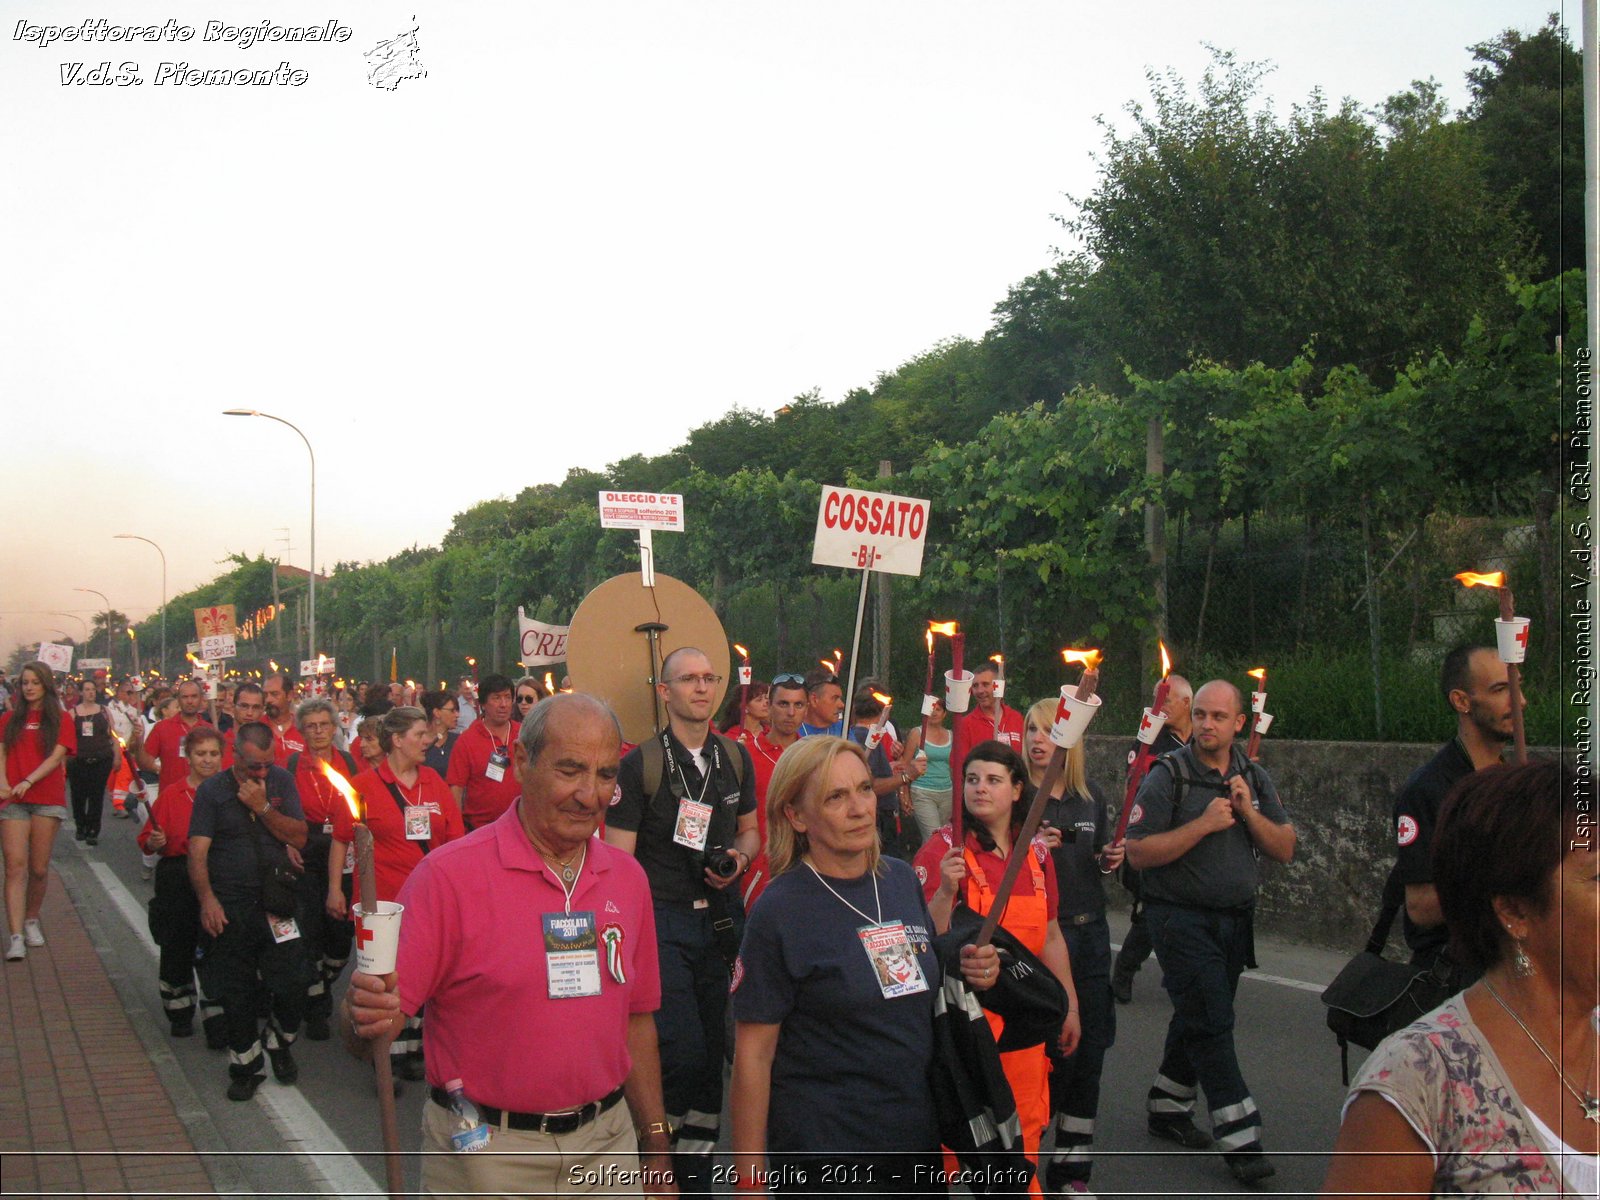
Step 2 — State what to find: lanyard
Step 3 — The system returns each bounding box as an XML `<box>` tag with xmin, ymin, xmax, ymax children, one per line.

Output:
<box><xmin>665</xmin><ymin>733</ymin><xmax>718</xmax><ymax>807</ymax></box>
<box><xmin>805</xmin><ymin>862</ymin><xmax>883</xmax><ymax>927</ymax></box>
<box><xmin>554</xmin><ymin>844</ymin><xmax>586</xmax><ymax>913</ymax></box>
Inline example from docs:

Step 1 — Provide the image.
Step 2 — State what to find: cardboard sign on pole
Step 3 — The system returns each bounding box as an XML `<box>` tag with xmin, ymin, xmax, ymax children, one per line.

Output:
<box><xmin>37</xmin><ymin>642</ymin><xmax>74</xmax><ymax>673</ymax></box>
<box><xmin>300</xmin><ymin>656</ymin><xmax>335</xmax><ymax>677</ymax></box>
<box><xmin>194</xmin><ymin>605</ymin><xmax>237</xmax><ymax>640</ymax></box>
<box><xmin>200</xmin><ymin>635</ymin><xmax>237</xmax><ymax>661</ymax></box>
<box><xmin>598</xmin><ymin>491</ymin><xmax>685</xmax><ymax>588</ymax></box>
<box><xmin>811</xmin><ymin>485</ymin><xmax>930</xmax><ymax>577</ymax></box>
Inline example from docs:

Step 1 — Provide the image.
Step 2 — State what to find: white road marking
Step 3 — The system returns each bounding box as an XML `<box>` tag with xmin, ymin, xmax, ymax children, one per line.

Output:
<box><xmin>87</xmin><ymin>859</ymin><xmax>381</xmax><ymax>1199</ymax></box>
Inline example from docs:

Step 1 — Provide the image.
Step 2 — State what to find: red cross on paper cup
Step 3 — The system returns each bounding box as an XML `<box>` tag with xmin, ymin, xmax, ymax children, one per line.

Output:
<box><xmin>352</xmin><ymin>901</ymin><xmax>404</xmax><ymax>975</ymax></box>
<box><xmin>1494</xmin><ymin>617</ymin><xmax>1530</xmax><ymax>665</ymax></box>
<box><xmin>1136</xmin><ymin>707</ymin><xmax>1167</xmax><ymax>745</ymax></box>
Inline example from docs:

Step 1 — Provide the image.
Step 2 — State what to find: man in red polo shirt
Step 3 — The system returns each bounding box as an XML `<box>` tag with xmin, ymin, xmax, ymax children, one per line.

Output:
<box><xmin>264</xmin><ymin>672</ymin><xmax>307</xmax><ymax>760</ymax></box>
<box><xmin>134</xmin><ymin>680</ymin><xmax>213</xmax><ymax>797</ymax></box>
<box><xmin>446</xmin><ymin>673</ymin><xmax>520</xmax><ymax>829</ymax></box>
<box><xmin>222</xmin><ymin>683</ymin><xmax>288</xmax><ymax>766</ymax></box>
<box><xmin>950</xmin><ymin>658</ymin><xmax>1024</xmax><ymax>790</ymax></box>
<box><xmin>740</xmin><ymin>673</ymin><xmax>808</xmax><ymax>907</ymax></box>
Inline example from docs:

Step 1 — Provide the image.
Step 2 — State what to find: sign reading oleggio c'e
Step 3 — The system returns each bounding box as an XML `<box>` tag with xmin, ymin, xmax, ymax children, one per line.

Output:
<box><xmin>597</xmin><ymin>491</ymin><xmax>684</xmax><ymax>532</ymax></box>
<box><xmin>812</xmin><ymin>485</ymin><xmax>930</xmax><ymax>577</ymax></box>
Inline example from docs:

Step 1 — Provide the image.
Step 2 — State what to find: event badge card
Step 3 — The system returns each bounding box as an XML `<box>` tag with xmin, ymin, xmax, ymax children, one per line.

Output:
<box><xmin>543</xmin><ymin>911</ymin><xmax>602</xmax><ymax>998</ymax></box>
<box><xmin>269</xmin><ymin>915</ymin><xmax>300</xmax><ymax>943</ymax></box>
<box><xmin>858</xmin><ymin>921</ymin><xmax>928</xmax><ymax>999</ymax></box>
<box><xmin>673</xmin><ymin>799</ymin><xmax>712</xmax><ymax>851</ymax></box>
<box><xmin>82</xmin><ymin>720</ymin><xmax>93</xmax><ymax>737</ymax></box>
<box><xmin>485</xmin><ymin>748</ymin><xmax>509</xmax><ymax>782</ymax></box>
<box><xmin>404</xmin><ymin>805</ymin><xmax>431</xmax><ymax>841</ymax></box>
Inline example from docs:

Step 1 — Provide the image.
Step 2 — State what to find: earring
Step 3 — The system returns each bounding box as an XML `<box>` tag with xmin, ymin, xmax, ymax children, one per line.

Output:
<box><xmin>1511</xmin><ymin>936</ymin><xmax>1535</xmax><ymax>978</ymax></box>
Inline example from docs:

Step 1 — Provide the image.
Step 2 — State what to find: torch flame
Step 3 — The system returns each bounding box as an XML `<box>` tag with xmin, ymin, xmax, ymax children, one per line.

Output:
<box><xmin>1247</xmin><ymin>667</ymin><xmax>1267</xmax><ymax>683</ymax></box>
<box><xmin>544</xmin><ymin>672</ymin><xmax>555</xmax><ymax>693</ymax></box>
<box><xmin>832</xmin><ymin>649</ymin><xmax>843</xmax><ymax>667</ymax></box>
<box><xmin>991</xmin><ymin>653</ymin><xmax>1004</xmax><ymax>668</ymax></box>
<box><xmin>1062</xmin><ymin>648</ymin><xmax>1103</xmax><ymax>671</ymax></box>
<box><xmin>1159</xmin><ymin>640</ymin><xmax>1172</xmax><ymax>677</ymax></box>
<box><xmin>925</xmin><ymin>629</ymin><xmax>934</xmax><ymax>653</ymax></box>
<box><xmin>1455</xmin><ymin>570</ymin><xmax>1505</xmax><ymax>589</ymax></box>
<box><xmin>928</xmin><ymin>621</ymin><xmax>959</xmax><ymax>637</ymax></box>
<box><xmin>871</xmin><ymin>691</ymin><xmax>892</xmax><ymax>706</ymax></box>
<box><xmin>314</xmin><ymin>758</ymin><xmax>362</xmax><ymax>822</ymax></box>
<box><xmin>820</xmin><ymin>659</ymin><xmax>836</xmax><ymax>672</ymax></box>
<box><xmin>733</xmin><ymin>644</ymin><xmax>748</xmax><ymax>659</ymax></box>
<box><xmin>466</xmin><ymin>656</ymin><xmax>476</xmax><ymax>666</ymax></box>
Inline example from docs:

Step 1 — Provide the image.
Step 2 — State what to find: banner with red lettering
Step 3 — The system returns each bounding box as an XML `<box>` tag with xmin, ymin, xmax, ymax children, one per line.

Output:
<box><xmin>517</xmin><ymin>609</ymin><xmax>571</xmax><ymax>666</ymax></box>
<box><xmin>811</xmin><ymin>485</ymin><xmax>930</xmax><ymax>577</ymax></box>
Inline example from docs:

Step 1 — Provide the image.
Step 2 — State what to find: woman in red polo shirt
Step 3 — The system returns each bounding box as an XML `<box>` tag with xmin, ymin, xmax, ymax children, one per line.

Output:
<box><xmin>330</xmin><ymin>706</ymin><xmax>464</xmax><ymax>1087</ymax></box>
<box><xmin>140</xmin><ymin>724</ymin><xmax>226</xmax><ymax>1042</ymax></box>
<box><xmin>915</xmin><ymin>739</ymin><xmax>1080</xmax><ymax>1193</ymax></box>
<box><xmin>0</xmin><ymin>662</ymin><xmax>78</xmax><ymax>962</ymax></box>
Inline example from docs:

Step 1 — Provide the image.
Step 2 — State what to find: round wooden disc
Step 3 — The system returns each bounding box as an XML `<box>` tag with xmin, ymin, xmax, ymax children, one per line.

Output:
<box><xmin>566</xmin><ymin>572</ymin><xmax>729</xmax><ymax>745</ymax></box>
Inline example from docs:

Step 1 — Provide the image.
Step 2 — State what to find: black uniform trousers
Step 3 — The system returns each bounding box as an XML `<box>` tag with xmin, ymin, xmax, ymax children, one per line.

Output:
<box><xmin>295</xmin><ymin>841</ymin><xmax>354</xmax><ymax>1024</ymax></box>
<box><xmin>147</xmin><ymin>857</ymin><xmax>224</xmax><ymax>1040</ymax></box>
<box><xmin>196</xmin><ymin>895</ymin><xmax>313</xmax><ymax>1079</ymax></box>
<box><xmin>653</xmin><ymin>900</ymin><xmax>731</xmax><ymax>1200</ymax></box>
<box><xmin>67</xmin><ymin>756</ymin><xmax>114</xmax><ymax>840</ymax></box>
<box><xmin>1045</xmin><ymin>913</ymin><xmax>1117</xmax><ymax>1189</ymax></box>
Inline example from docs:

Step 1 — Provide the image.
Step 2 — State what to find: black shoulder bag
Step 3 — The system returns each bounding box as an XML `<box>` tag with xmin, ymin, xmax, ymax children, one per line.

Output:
<box><xmin>1319</xmin><ymin>864</ymin><xmax>1454</xmax><ymax>1083</ymax></box>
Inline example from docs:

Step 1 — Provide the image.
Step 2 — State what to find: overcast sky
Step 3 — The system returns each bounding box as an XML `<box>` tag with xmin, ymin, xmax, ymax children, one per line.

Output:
<box><xmin>0</xmin><ymin>0</ymin><xmax>1557</xmax><ymax>658</ymax></box>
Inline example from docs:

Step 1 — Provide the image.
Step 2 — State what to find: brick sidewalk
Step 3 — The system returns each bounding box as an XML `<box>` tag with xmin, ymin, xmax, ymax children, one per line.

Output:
<box><xmin>0</xmin><ymin>868</ymin><xmax>217</xmax><ymax>1198</ymax></box>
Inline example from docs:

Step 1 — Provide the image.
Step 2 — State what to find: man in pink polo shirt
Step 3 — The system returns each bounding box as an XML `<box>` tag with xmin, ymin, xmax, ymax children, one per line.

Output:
<box><xmin>345</xmin><ymin>693</ymin><xmax>675</xmax><ymax>1198</ymax></box>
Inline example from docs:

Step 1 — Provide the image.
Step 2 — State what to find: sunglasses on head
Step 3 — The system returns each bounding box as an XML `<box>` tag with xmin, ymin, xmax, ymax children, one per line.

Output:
<box><xmin>772</xmin><ymin>673</ymin><xmax>807</xmax><ymax>686</ymax></box>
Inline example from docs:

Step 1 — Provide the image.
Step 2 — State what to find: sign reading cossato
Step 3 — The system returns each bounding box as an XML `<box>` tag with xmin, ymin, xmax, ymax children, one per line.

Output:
<box><xmin>811</xmin><ymin>485</ymin><xmax>930</xmax><ymax>577</ymax></box>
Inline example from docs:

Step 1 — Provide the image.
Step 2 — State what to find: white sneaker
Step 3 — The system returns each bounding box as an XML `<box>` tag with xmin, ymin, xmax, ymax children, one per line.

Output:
<box><xmin>4</xmin><ymin>935</ymin><xmax>24</xmax><ymax>961</ymax></box>
<box><xmin>22</xmin><ymin>919</ymin><xmax>44</xmax><ymax>947</ymax></box>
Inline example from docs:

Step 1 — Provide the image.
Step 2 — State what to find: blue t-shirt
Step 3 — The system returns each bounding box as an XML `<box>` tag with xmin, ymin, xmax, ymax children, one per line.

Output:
<box><xmin>846</xmin><ymin>725</ymin><xmax>898</xmax><ymax>815</ymax></box>
<box><xmin>731</xmin><ymin>857</ymin><xmax>940</xmax><ymax>1155</ymax></box>
<box><xmin>798</xmin><ymin>720</ymin><xmax>844</xmax><ymax>739</ymax></box>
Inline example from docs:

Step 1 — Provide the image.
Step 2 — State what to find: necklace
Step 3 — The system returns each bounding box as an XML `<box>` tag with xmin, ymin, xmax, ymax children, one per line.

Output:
<box><xmin>1483</xmin><ymin>977</ymin><xmax>1600</xmax><ymax>1122</ymax></box>
<box><xmin>804</xmin><ymin>860</ymin><xmax>882</xmax><ymax>926</ymax></box>
<box><xmin>535</xmin><ymin>841</ymin><xmax>583</xmax><ymax>884</ymax></box>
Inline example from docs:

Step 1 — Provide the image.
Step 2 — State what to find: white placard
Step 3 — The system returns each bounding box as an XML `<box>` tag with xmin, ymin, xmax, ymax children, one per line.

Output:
<box><xmin>37</xmin><ymin>642</ymin><xmax>74</xmax><ymax>673</ymax></box>
<box><xmin>517</xmin><ymin>608</ymin><xmax>570</xmax><ymax>667</ymax></box>
<box><xmin>200</xmin><ymin>634</ymin><xmax>236</xmax><ymax>661</ymax></box>
<box><xmin>597</xmin><ymin>491</ymin><xmax>685</xmax><ymax>531</ymax></box>
<box><xmin>186</xmin><ymin>641</ymin><xmax>202</xmax><ymax>656</ymax></box>
<box><xmin>811</xmin><ymin>485</ymin><xmax>930</xmax><ymax>577</ymax></box>
<box><xmin>300</xmin><ymin>656</ymin><xmax>335</xmax><ymax>677</ymax></box>
<box><xmin>78</xmin><ymin>658</ymin><xmax>110</xmax><ymax>671</ymax></box>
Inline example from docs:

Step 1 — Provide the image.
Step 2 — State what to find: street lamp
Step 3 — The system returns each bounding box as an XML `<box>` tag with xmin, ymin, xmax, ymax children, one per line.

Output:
<box><xmin>75</xmin><ymin>587</ymin><xmax>113</xmax><ymax>663</ymax></box>
<box><xmin>49</xmin><ymin>613</ymin><xmax>89</xmax><ymax>641</ymax></box>
<box><xmin>224</xmin><ymin>410</ymin><xmax>315</xmax><ymax>665</ymax></box>
<box><xmin>115</xmin><ymin>534</ymin><xmax>166</xmax><ymax>679</ymax></box>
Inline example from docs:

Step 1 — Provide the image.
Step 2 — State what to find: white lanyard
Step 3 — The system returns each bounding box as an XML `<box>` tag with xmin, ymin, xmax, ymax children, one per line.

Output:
<box><xmin>805</xmin><ymin>861</ymin><xmax>883</xmax><ymax>927</ymax></box>
<box><xmin>554</xmin><ymin>844</ymin><xmax>586</xmax><ymax>914</ymax></box>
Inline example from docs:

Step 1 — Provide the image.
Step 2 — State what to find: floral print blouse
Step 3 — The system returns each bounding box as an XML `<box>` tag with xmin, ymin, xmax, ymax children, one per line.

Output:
<box><xmin>1348</xmin><ymin>997</ymin><xmax>1580</xmax><ymax>1195</ymax></box>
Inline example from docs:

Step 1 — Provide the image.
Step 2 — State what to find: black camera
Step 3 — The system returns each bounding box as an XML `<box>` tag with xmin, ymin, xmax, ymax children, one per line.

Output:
<box><xmin>703</xmin><ymin>847</ymin><xmax>740</xmax><ymax>880</ymax></box>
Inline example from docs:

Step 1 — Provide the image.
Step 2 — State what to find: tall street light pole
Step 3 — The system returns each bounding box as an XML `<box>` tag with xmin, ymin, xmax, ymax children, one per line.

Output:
<box><xmin>75</xmin><ymin>587</ymin><xmax>113</xmax><ymax>663</ymax></box>
<box><xmin>224</xmin><ymin>410</ymin><xmax>315</xmax><ymax>665</ymax></box>
<box><xmin>115</xmin><ymin>534</ymin><xmax>167</xmax><ymax>679</ymax></box>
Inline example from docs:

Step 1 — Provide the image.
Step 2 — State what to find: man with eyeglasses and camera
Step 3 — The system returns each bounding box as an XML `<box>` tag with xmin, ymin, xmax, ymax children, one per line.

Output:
<box><xmin>606</xmin><ymin>647</ymin><xmax>758</xmax><ymax>1200</ymax></box>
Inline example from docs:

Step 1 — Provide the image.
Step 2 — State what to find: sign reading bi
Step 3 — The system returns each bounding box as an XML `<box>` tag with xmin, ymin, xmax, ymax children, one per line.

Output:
<box><xmin>812</xmin><ymin>485</ymin><xmax>930</xmax><ymax>577</ymax></box>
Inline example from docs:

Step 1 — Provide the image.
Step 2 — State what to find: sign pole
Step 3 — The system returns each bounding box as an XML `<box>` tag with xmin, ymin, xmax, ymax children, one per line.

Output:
<box><xmin>843</xmin><ymin>568</ymin><xmax>871</xmax><ymax>713</ymax></box>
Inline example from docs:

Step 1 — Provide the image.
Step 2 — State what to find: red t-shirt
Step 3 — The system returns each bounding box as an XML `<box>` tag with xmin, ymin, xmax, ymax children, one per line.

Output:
<box><xmin>146</xmin><ymin>714</ymin><xmax>213</xmax><ymax>792</ymax></box>
<box><xmin>273</xmin><ymin>720</ymin><xmax>307</xmax><ymax>760</ymax></box>
<box><xmin>912</xmin><ymin>826</ymin><xmax>1059</xmax><ymax>919</ymax></box>
<box><xmin>444</xmin><ymin>718</ymin><xmax>521</xmax><ymax>829</ymax></box>
<box><xmin>293</xmin><ymin>749</ymin><xmax>361</xmax><ymax>828</ymax></box>
<box><xmin>740</xmin><ymin>731</ymin><xmax>798</xmax><ymax>909</ymax></box>
<box><xmin>950</xmin><ymin>704</ymin><xmax>1026</xmax><ymax>793</ymax></box>
<box><xmin>1</xmin><ymin>709</ymin><xmax>77</xmax><ymax>807</ymax></box>
<box><xmin>138</xmin><ymin>779</ymin><xmax>196</xmax><ymax>858</ymax></box>
<box><xmin>333</xmin><ymin>761</ymin><xmax>464</xmax><ymax>903</ymax></box>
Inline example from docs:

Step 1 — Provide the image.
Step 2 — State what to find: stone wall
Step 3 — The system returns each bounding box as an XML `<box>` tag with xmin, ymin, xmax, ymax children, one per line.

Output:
<box><xmin>1082</xmin><ymin>734</ymin><xmax>1459</xmax><ymax>952</ymax></box>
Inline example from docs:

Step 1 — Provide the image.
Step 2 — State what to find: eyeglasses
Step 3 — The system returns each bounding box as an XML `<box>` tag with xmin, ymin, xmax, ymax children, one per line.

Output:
<box><xmin>668</xmin><ymin>673</ymin><xmax>723</xmax><ymax>688</ymax></box>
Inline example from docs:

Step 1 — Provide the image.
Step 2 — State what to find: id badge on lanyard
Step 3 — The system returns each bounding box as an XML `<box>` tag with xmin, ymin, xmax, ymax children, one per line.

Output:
<box><xmin>673</xmin><ymin>799</ymin><xmax>712</xmax><ymax>851</ymax></box>
<box><xmin>269</xmin><ymin>915</ymin><xmax>301</xmax><ymax>942</ymax></box>
<box><xmin>857</xmin><ymin>921</ymin><xmax>928</xmax><ymax>998</ymax></box>
<box><xmin>544</xmin><ymin>911</ymin><xmax>602</xmax><ymax>998</ymax></box>
<box><xmin>485</xmin><ymin>747</ymin><xmax>509</xmax><ymax>782</ymax></box>
<box><xmin>404</xmin><ymin>805</ymin><xmax>431</xmax><ymax>841</ymax></box>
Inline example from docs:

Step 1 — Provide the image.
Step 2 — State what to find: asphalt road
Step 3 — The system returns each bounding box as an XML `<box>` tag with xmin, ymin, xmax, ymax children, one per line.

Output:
<box><xmin>57</xmin><ymin>811</ymin><xmax>1365</xmax><ymax>1199</ymax></box>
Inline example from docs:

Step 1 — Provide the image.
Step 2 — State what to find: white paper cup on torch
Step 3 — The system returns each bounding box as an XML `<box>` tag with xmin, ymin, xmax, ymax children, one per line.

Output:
<box><xmin>738</xmin><ymin>665</ymin><xmax>752</xmax><ymax>686</ymax></box>
<box><xmin>1136</xmin><ymin>707</ymin><xmax>1168</xmax><ymax>745</ymax></box>
<box><xmin>1251</xmin><ymin>691</ymin><xmax>1267</xmax><ymax>714</ymax></box>
<box><xmin>944</xmin><ymin>669</ymin><xmax>974</xmax><ymax>713</ymax></box>
<box><xmin>1494</xmin><ymin>617</ymin><xmax>1530</xmax><ymax>664</ymax></box>
<box><xmin>921</xmin><ymin>693</ymin><xmax>937</xmax><ymax>716</ymax></box>
<box><xmin>353</xmin><ymin>901</ymin><xmax>405</xmax><ymax>975</ymax></box>
<box><xmin>1049</xmin><ymin>687</ymin><xmax>1102</xmax><ymax>749</ymax></box>
<box><xmin>1254</xmin><ymin>711</ymin><xmax>1274</xmax><ymax>736</ymax></box>
<box><xmin>865</xmin><ymin>724</ymin><xmax>886</xmax><ymax>751</ymax></box>
<box><xmin>992</xmin><ymin>678</ymin><xmax>1006</xmax><ymax>699</ymax></box>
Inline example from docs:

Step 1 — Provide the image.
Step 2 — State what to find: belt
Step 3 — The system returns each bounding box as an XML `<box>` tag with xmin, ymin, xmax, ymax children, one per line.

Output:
<box><xmin>429</xmin><ymin>1084</ymin><xmax>624</xmax><ymax>1134</ymax></box>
